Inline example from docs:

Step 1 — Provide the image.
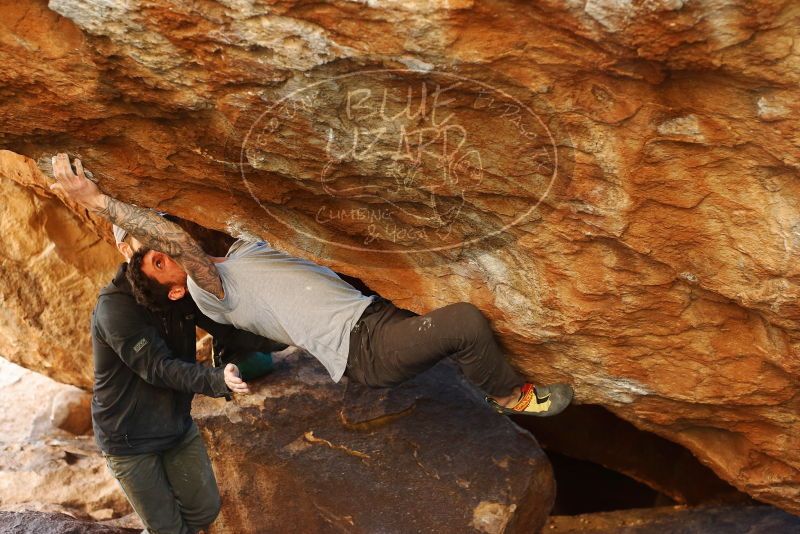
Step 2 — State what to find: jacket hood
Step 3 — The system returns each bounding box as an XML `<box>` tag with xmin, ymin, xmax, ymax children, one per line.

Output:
<box><xmin>99</xmin><ymin>262</ymin><xmax>133</xmax><ymax>298</ymax></box>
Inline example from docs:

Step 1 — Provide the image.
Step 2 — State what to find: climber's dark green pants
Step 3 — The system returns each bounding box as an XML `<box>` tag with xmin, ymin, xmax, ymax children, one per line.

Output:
<box><xmin>346</xmin><ymin>297</ymin><xmax>525</xmax><ymax>396</ymax></box>
<box><xmin>103</xmin><ymin>422</ymin><xmax>220</xmax><ymax>534</ymax></box>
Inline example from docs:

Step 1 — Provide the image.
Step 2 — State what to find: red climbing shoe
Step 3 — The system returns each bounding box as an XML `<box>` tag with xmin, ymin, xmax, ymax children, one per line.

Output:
<box><xmin>486</xmin><ymin>383</ymin><xmax>573</xmax><ymax>417</ymax></box>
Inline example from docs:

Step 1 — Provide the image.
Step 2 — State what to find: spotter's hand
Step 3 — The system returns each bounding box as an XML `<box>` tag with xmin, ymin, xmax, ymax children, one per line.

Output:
<box><xmin>50</xmin><ymin>153</ymin><xmax>104</xmax><ymax>210</ymax></box>
<box><xmin>224</xmin><ymin>363</ymin><xmax>250</xmax><ymax>395</ymax></box>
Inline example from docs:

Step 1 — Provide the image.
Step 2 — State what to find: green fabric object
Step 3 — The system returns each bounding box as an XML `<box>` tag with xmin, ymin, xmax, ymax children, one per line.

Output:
<box><xmin>236</xmin><ymin>351</ymin><xmax>274</xmax><ymax>382</ymax></box>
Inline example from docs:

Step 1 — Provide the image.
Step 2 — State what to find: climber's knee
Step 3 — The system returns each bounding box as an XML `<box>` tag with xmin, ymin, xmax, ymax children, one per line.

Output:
<box><xmin>437</xmin><ymin>302</ymin><xmax>492</xmax><ymax>344</ymax></box>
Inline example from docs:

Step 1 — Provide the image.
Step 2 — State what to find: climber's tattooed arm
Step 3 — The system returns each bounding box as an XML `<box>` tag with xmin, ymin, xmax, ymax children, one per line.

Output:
<box><xmin>99</xmin><ymin>196</ymin><xmax>186</xmax><ymax>256</ymax></box>
<box><xmin>99</xmin><ymin>197</ymin><xmax>225</xmax><ymax>299</ymax></box>
<box><xmin>49</xmin><ymin>152</ymin><xmax>225</xmax><ymax>299</ymax></box>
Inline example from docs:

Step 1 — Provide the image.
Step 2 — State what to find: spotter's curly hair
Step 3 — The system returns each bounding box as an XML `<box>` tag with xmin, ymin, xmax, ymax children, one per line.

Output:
<box><xmin>126</xmin><ymin>248</ymin><xmax>174</xmax><ymax>312</ymax></box>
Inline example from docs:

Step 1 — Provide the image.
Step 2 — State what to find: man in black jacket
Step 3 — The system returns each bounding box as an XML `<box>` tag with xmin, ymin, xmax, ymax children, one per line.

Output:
<box><xmin>93</xmin><ymin>227</ymin><xmax>285</xmax><ymax>534</ymax></box>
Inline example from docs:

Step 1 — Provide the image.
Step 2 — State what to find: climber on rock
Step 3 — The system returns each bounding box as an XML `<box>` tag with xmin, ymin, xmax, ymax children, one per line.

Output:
<box><xmin>51</xmin><ymin>152</ymin><xmax>574</xmax><ymax>417</ymax></box>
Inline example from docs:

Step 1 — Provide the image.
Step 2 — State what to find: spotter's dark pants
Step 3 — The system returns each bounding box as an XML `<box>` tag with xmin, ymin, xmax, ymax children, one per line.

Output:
<box><xmin>346</xmin><ymin>297</ymin><xmax>525</xmax><ymax>396</ymax></box>
<box><xmin>103</xmin><ymin>422</ymin><xmax>220</xmax><ymax>534</ymax></box>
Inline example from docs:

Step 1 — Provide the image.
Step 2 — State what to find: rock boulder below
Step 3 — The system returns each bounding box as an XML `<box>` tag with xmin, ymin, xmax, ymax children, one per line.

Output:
<box><xmin>193</xmin><ymin>352</ymin><xmax>555</xmax><ymax>534</ymax></box>
<box><xmin>0</xmin><ymin>511</ymin><xmax>139</xmax><ymax>534</ymax></box>
<box><xmin>545</xmin><ymin>505</ymin><xmax>800</xmax><ymax>534</ymax></box>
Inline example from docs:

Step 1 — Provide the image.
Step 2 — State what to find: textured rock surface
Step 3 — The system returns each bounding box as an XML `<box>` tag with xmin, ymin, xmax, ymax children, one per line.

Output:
<box><xmin>0</xmin><ymin>511</ymin><xmax>139</xmax><ymax>534</ymax></box>
<box><xmin>1</xmin><ymin>0</ymin><xmax>799</xmax><ymax>514</ymax></box>
<box><xmin>545</xmin><ymin>504</ymin><xmax>800</xmax><ymax>534</ymax></box>
<box><xmin>50</xmin><ymin>389</ymin><xmax>93</xmax><ymax>435</ymax></box>
<box><xmin>193</xmin><ymin>352</ymin><xmax>555</xmax><ymax>534</ymax></box>
<box><xmin>0</xmin><ymin>440</ymin><xmax>129</xmax><ymax>522</ymax></box>
<box><xmin>0</xmin><ymin>154</ymin><xmax>118</xmax><ymax>390</ymax></box>
<box><xmin>0</xmin><ymin>357</ymin><xmax>131</xmax><ymax>522</ymax></box>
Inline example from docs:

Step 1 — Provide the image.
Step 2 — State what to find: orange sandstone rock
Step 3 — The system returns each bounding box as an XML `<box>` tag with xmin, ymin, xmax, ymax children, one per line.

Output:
<box><xmin>0</xmin><ymin>155</ymin><xmax>118</xmax><ymax>389</ymax></box>
<box><xmin>0</xmin><ymin>0</ymin><xmax>798</xmax><ymax>515</ymax></box>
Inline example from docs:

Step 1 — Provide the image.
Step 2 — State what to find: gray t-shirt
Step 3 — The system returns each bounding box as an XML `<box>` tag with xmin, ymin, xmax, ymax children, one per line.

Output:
<box><xmin>187</xmin><ymin>239</ymin><xmax>374</xmax><ymax>382</ymax></box>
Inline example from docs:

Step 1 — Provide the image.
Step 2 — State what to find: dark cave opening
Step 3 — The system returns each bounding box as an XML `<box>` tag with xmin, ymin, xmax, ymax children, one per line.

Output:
<box><xmin>511</xmin><ymin>404</ymin><xmax>754</xmax><ymax>516</ymax></box>
<box><xmin>547</xmin><ymin>450</ymin><xmax>673</xmax><ymax>515</ymax></box>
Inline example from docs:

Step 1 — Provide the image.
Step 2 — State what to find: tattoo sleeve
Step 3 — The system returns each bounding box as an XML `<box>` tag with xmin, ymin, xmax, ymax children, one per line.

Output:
<box><xmin>98</xmin><ymin>195</ymin><xmax>225</xmax><ymax>298</ymax></box>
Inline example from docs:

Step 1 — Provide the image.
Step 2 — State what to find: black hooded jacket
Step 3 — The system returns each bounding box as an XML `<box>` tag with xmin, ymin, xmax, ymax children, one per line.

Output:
<box><xmin>91</xmin><ymin>263</ymin><xmax>285</xmax><ymax>455</ymax></box>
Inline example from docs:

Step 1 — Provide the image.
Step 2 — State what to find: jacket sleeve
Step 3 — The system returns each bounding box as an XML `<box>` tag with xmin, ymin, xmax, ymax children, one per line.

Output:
<box><xmin>95</xmin><ymin>296</ymin><xmax>230</xmax><ymax>397</ymax></box>
<box><xmin>196</xmin><ymin>314</ymin><xmax>289</xmax><ymax>363</ymax></box>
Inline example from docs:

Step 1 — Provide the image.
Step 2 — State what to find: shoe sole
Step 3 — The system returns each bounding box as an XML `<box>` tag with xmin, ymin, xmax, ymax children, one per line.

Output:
<box><xmin>487</xmin><ymin>384</ymin><xmax>574</xmax><ymax>417</ymax></box>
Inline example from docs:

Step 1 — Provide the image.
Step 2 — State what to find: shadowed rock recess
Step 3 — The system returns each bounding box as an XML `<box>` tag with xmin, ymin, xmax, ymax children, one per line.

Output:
<box><xmin>0</xmin><ymin>0</ymin><xmax>799</xmax><ymax>517</ymax></box>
